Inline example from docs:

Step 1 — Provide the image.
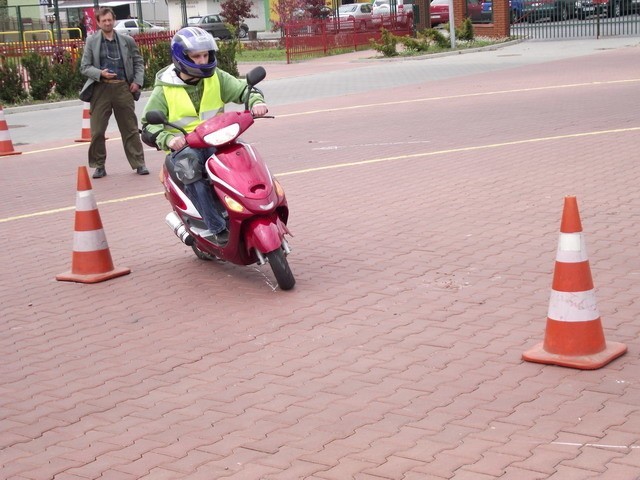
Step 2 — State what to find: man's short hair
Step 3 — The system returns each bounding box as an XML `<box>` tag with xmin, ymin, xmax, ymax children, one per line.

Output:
<box><xmin>97</xmin><ymin>7</ymin><xmax>115</xmax><ymax>21</ymax></box>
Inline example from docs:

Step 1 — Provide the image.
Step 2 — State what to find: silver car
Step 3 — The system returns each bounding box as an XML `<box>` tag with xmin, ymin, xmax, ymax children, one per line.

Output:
<box><xmin>113</xmin><ymin>19</ymin><xmax>166</xmax><ymax>35</ymax></box>
<box><xmin>336</xmin><ymin>3</ymin><xmax>375</xmax><ymax>29</ymax></box>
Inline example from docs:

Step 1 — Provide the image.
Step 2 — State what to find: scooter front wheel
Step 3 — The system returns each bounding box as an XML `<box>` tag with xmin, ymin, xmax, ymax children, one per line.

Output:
<box><xmin>192</xmin><ymin>244</ymin><xmax>218</xmax><ymax>261</ymax></box>
<box><xmin>266</xmin><ymin>248</ymin><xmax>295</xmax><ymax>291</ymax></box>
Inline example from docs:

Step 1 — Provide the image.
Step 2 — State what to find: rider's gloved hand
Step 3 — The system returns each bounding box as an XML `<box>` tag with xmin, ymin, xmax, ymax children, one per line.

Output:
<box><xmin>251</xmin><ymin>103</ymin><xmax>269</xmax><ymax>117</ymax></box>
<box><xmin>168</xmin><ymin>135</ymin><xmax>186</xmax><ymax>151</ymax></box>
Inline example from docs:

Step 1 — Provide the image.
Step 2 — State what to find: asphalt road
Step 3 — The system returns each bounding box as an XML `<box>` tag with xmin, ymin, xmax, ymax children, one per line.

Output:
<box><xmin>5</xmin><ymin>36</ymin><xmax>640</xmax><ymax>147</ymax></box>
<box><xmin>2</xmin><ymin>36</ymin><xmax>640</xmax><ymax>479</ymax></box>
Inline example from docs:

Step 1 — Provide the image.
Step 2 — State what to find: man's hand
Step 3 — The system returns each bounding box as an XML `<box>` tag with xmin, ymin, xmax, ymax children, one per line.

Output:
<box><xmin>129</xmin><ymin>83</ymin><xmax>140</xmax><ymax>93</ymax></box>
<box><xmin>100</xmin><ymin>69</ymin><xmax>117</xmax><ymax>79</ymax></box>
<box><xmin>168</xmin><ymin>135</ymin><xmax>186</xmax><ymax>151</ymax></box>
<box><xmin>251</xmin><ymin>103</ymin><xmax>269</xmax><ymax>117</ymax></box>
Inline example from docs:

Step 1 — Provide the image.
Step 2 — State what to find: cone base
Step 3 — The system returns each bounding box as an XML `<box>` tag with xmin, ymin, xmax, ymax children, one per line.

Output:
<box><xmin>0</xmin><ymin>151</ymin><xmax>22</xmax><ymax>156</ymax></box>
<box><xmin>523</xmin><ymin>341</ymin><xmax>627</xmax><ymax>370</ymax></box>
<box><xmin>56</xmin><ymin>266</ymin><xmax>131</xmax><ymax>284</ymax></box>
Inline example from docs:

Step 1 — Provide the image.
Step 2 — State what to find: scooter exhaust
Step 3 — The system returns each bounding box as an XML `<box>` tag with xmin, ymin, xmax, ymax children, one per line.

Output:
<box><xmin>165</xmin><ymin>212</ymin><xmax>194</xmax><ymax>246</ymax></box>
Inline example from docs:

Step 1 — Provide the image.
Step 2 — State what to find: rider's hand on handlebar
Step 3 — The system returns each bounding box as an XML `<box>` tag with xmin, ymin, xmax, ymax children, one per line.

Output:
<box><xmin>251</xmin><ymin>103</ymin><xmax>269</xmax><ymax>117</ymax></box>
<box><xmin>168</xmin><ymin>135</ymin><xmax>186</xmax><ymax>151</ymax></box>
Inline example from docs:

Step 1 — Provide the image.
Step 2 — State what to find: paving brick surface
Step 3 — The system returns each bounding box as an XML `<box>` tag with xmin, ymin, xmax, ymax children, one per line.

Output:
<box><xmin>1</xmin><ymin>37</ymin><xmax>640</xmax><ymax>479</ymax></box>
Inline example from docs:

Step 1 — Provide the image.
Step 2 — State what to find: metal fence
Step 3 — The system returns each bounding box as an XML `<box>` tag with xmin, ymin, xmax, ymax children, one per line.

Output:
<box><xmin>506</xmin><ymin>3</ymin><xmax>640</xmax><ymax>39</ymax></box>
<box><xmin>284</xmin><ymin>18</ymin><xmax>412</xmax><ymax>63</ymax></box>
<box><xmin>511</xmin><ymin>14</ymin><xmax>640</xmax><ymax>38</ymax></box>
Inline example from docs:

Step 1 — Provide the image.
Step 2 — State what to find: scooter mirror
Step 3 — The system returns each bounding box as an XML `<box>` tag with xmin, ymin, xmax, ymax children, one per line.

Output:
<box><xmin>245</xmin><ymin>66</ymin><xmax>266</xmax><ymax>88</ymax></box>
<box><xmin>146</xmin><ymin>110</ymin><xmax>167</xmax><ymax>125</ymax></box>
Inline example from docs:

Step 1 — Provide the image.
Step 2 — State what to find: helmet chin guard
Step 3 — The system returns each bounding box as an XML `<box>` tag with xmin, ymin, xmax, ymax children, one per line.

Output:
<box><xmin>171</xmin><ymin>27</ymin><xmax>218</xmax><ymax>78</ymax></box>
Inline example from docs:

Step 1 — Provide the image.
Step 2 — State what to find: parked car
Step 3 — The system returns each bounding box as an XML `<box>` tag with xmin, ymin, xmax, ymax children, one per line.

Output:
<box><xmin>480</xmin><ymin>0</ymin><xmax>525</xmax><ymax>22</ymax></box>
<box><xmin>521</xmin><ymin>0</ymin><xmax>577</xmax><ymax>21</ymax></box>
<box><xmin>429</xmin><ymin>0</ymin><xmax>484</xmax><ymax>26</ymax></box>
<box><xmin>332</xmin><ymin>3</ymin><xmax>375</xmax><ymax>30</ymax></box>
<box><xmin>575</xmin><ymin>0</ymin><xmax>637</xmax><ymax>17</ymax></box>
<box><xmin>114</xmin><ymin>19</ymin><xmax>166</xmax><ymax>35</ymax></box>
<box><xmin>371</xmin><ymin>0</ymin><xmax>415</xmax><ymax>26</ymax></box>
<box><xmin>187</xmin><ymin>15</ymin><xmax>250</xmax><ymax>39</ymax></box>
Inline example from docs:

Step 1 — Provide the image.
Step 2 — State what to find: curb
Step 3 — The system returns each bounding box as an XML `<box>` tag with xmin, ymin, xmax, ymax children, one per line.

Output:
<box><xmin>4</xmin><ymin>90</ymin><xmax>154</xmax><ymax>115</ymax></box>
<box><xmin>357</xmin><ymin>38</ymin><xmax>525</xmax><ymax>62</ymax></box>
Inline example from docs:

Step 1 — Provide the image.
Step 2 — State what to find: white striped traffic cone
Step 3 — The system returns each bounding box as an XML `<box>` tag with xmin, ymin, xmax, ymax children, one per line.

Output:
<box><xmin>0</xmin><ymin>104</ymin><xmax>21</xmax><ymax>156</ymax></box>
<box><xmin>75</xmin><ymin>102</ymin><xmax>92</xmax><ymax>143</ymax></box>
<box><xmin>56</xmin><ymin>166</ymin><xmax>131</xmax><ymax>283</ymax></box>
<box><xmin>522</xmin><ymin>196</ymin><xmax>627</xmax><ymax>369</ymax></box>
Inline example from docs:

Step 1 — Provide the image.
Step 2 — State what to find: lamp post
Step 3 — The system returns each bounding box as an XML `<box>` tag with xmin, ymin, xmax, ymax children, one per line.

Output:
<box><xmin>45</xmin><ymin>13</ymin><xmax>56</xmax><ymax>44</ymax></box>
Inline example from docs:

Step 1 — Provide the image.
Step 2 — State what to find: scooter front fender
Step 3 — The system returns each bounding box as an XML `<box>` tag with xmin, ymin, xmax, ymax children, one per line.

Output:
<box><xmin>244</xmin><ymin>216</ymin><xmax>286</xmax><ymax>254</ymax></box>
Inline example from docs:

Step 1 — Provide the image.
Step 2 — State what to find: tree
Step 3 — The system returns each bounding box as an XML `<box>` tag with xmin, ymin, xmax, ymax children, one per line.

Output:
<box><xmin>271</xmin><ymin>0</ymin><xmax>305</xmax><ymax>32</ymax></box>
<box><xmin>301</xmin><ymin>0</ymin><xmax>332</xmax><ymax>20</ymax></box>
<box><xmin>220</xmin><ymin>0</ymin><xmax>257</xmax><ymax>31</ymax></box>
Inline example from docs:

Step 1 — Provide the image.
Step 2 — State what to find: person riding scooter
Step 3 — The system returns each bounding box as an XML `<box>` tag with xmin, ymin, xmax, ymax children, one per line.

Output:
<box><xmin>141</xmin><ymin>26</ymin><xmax>268</xmax><ymax>245</ymax></box>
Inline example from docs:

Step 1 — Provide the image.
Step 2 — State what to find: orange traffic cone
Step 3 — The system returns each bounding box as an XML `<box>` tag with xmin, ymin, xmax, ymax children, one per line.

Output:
<box><xmin>0</xmin><ymin>104</ymin><xmax>21</xmax><ymax>156</ymax></box>
<box><xmin>75</xmin><ymin>102</ymin><xmax>92</xmax><ymax>143</ymax></box>
<box><xmin>56</xmin><ymin>166</ymin><xmax>131</xmax><ymax>284</ymax></box>
<box><xmin>523</xmin><ymin>196</ymin><xmax>627</xmax><ymax>369</ymax></box>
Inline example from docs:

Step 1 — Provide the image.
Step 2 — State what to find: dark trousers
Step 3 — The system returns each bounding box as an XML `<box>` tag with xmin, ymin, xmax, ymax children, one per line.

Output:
<box><xmin>170</xmin><ymin>147</ymin><xmax>226</xmax><ymax>235</ymax></box>
<box><xmin>88</xmin><ymin>82</ymin><xmax>145</xmax><ymax>169</ymax></box>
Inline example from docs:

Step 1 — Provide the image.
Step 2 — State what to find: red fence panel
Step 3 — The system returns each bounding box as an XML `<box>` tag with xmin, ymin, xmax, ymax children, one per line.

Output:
<box><xmin>284</xmin><ymin>18</ymin><xmax>412</xmax><ymax>63</ymax></box>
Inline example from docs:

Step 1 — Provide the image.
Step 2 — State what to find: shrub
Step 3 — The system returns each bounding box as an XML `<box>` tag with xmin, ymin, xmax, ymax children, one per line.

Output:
<box><xmin>422</xmin><ymin>27</ymin><xmax>450</xmax><ymax>48</ymax></box>
<box><xmin>0</xmin><ymin>58</ymin><xmax>27</xmax><ymax>104</ymax></box>
<box><xmin>370</xmin><ymin>28</ymin><xmax>398</xmax><ymax>57</ymax></box>
<box><xmin>457</xmin><ymin>18</ymin><xmax>474</xmax><ymax>41</ymax></box>
<box><xmin>143</xmin><ymin>40</ymin><xmax>171</xmax><ymax>88</ymax></box>
<box><xmin>22</xmin><ymin>52</ymin><xmax>53</xmax><ymax>100</ymax></box>
<box><xmin>51</xmin><ymin>48</ymin><xmax>84</xmax><ymax>98</ymax></box>
<box><xmin>399</xmin><ymin>34</ymin><xmax>429</xmax><ymax>53</ymax></box>
<box><xmin>217</xmin><ymin>39</ymin><xmax>240</xmax><ymax>77</ymax></box>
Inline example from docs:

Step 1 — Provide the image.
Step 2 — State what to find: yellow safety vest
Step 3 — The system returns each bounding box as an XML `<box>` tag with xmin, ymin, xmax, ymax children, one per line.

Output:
<box><xmin>163</xmin><ymin>74</ymin><xmax>224</xmax><ymax>135</ymax></box>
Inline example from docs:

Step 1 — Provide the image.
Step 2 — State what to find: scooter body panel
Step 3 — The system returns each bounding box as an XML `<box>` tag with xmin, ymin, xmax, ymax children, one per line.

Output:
<box><xmin>244</xmin><ymin>215</ymin><xmax>288</xmax><ymax>255</ymax></box>
<box><xmin>163</xmin><ymin>139</ymin><xmax>290</xmax><ymax>267</ymax></box>
<box><xmin>207</xmin><ymin>142</ymin><xmax>274</xmax><ymax>201</ymax></box>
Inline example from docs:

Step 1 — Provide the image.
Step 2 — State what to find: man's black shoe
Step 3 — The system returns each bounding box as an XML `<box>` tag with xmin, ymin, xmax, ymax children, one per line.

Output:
<box><xmin>92</xmin><ymin>167</ymin><xmax>106</xmax><ymax>179</ymax></box>
<box><xmin>136</xmin><ymin>166</ymin><xmax>149</xmax><ymax>175</ymax></box>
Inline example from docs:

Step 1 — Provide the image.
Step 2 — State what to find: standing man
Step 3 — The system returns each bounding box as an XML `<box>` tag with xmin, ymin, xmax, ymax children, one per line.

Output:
<box><xmin>80</xmin><ymin>7</ymin><xmax>148</xmax><ymax>179</ymax></box>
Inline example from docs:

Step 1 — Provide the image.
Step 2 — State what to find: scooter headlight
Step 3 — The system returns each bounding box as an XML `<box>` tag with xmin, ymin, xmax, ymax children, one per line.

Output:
<box><xmin>203</xmin><ymin>123</ymin><xmax>241</xmax><ymax>146</ymax></box>
<box><xmin>224</xmin><ymin>195</ymin><xmax>245</xmax><ymax>213</ymax></box>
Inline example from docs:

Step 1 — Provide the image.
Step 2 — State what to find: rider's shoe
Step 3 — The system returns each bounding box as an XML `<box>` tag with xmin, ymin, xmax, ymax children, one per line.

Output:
<box><xmin>205</xmin><ymin>229</ymin><xmax>229</xmax><ymax>245</ymax></box>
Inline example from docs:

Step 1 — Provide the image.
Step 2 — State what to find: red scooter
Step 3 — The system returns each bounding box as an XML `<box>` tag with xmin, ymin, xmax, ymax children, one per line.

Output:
<box><xmin>146</xmin><ymin>67</ymin><xmax>295</xmax><ymax>290</ymax></box>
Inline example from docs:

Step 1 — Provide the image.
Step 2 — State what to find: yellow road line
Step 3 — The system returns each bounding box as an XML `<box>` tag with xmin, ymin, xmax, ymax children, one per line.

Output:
<box><xmin>2</xmin><ymin>125</ymin><xmax>639</xmax><ymax>224</ymax></box>
<box><xmin>277</xmin><ymin>126</ymin><xmax>640</xmax><ymax>176</ymax></box>
<box><xmin>16</xmin><ymin>78</ymin><xmax>640</xmax><ymax>156</ymax></box>
<box><xmin>277</xmin><ymin>79</ymin><xmax>640</xmax><ymax>118</ymax></box>
<box><xmin>0</xmin><ymin>192</ymin><xmax>164</xmax><ymax>223</ymax></box>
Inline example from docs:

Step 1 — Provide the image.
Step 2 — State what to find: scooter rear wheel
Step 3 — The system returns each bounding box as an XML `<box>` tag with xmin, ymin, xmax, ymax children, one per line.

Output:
<box><xmin>266</xmin><ymin>248</ymin><xmax>295</xmax><ymax>291</ymax></box>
